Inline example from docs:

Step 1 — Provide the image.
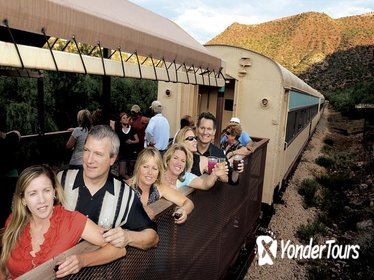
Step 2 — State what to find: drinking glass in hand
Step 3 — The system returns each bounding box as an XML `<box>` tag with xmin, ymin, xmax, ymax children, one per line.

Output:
<box><xmin>53</xmin><ymin>254</ymin><xmax>66</xmax><ymax>273</ymax></box>
<box><xmin>99</xmin><ymin>217</ymin><xmax>113</xmax><ymax>233</ymax></box>
<box><xmin>232</xmin><ymin>155</ymin><xmax>242</xmax><ymax>172</ymax></box>
<box><xmin>218</xmin><ymin>158</ymin><xmax>226</xmax><ymax>169</ymax></box>
<box><xmin>207</xmin><ymin>156</ymin><xmax>218</xmax><ymax>174</ymax></box>
<box><xmin>173</xmin><ymin>208</ymin><xmax>183</xmax><ymax>220</ymax></box>
<box><xmin>173</xmin><ymin>212</ymin><xmax>182</xmax><ymax>219</ymax></box>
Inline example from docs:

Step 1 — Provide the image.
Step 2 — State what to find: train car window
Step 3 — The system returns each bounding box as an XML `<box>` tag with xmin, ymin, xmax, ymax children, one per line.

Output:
<box><xmin>285</xmin><ymin>90</ymin><xmax>320</xmax><ymax>145</ymax></box>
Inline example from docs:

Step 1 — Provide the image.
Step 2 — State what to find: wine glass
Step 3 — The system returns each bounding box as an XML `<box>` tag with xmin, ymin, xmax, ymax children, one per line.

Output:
<box><xmin>53</xmin><ymin>253</ymin><xmax>66</xmax><ymax>273</ymax></box>
<box><xmin>172</xmin><ymin>208</ymin><xmax>183</xmax><ymax>220</ymax></box>
<box><xmin>99</xmin><ymin>217</ymin><xmax>113</xmax><ymax>232</ymax></box>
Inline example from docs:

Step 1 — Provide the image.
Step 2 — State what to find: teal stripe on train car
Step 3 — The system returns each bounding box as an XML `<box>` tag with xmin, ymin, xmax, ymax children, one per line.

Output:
<box><xmin>289</xmin><ymin>90</ymin><xmax>320</xmax><ymax>110</ymax></box>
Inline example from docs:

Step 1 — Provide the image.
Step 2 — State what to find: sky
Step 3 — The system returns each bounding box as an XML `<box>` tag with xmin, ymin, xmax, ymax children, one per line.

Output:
<box><xmin>130</xmin><ymin>0</ymin><xmax>373</xmax><ymax>44</ymax></box>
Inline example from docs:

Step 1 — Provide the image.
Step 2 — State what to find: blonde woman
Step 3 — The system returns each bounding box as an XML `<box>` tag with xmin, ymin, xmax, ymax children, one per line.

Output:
<box><xmin>127</xmin><ymin>147</ymin><xmax>194</xmax><ymax>224</ymax></box>
<box><xmin>0</xmin><ymin>165</ymin><xmax>123</xmax><ymax>279</ymax></box>
<box><xmin>163</xmin><ymin>143</ymin><xmax>228</xmax><ymax>190</ymax></box>
<box><xmin>175</xmin><ymin>127</ymin><xmax>244</xmax><ymax>184</ymax></box>
<box><xmin>66</xmin><ymin>109</ymin><xmax>92</xmax><ymax>169</ymax></box>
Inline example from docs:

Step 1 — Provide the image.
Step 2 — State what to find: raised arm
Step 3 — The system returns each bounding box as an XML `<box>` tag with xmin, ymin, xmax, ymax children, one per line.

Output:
<box><xmin>158</xmin><ymin>184</ymin><xmax>194</xmax><ymax>224</ymax></box>
<box><xmin>189</xmin><ymin>163</ymin><xmax>228</xmax><ymax>190</ymax></box>
<box><xmin>55</xmin><ymin>219</ymin><xmax>126</xmax><ymax>278</ymax></box>
<box><xmin>200</xmin><ymin>155</ymin><xmax>229</xmax><ymax>183</ymax></box>
<box><xmin>65</xmin><ymin>135</ymin><xmax>77</xmax><ymax>150</ymax></box>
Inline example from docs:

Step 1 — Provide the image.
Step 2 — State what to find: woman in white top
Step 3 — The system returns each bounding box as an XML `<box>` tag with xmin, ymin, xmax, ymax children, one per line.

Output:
<box><xmin>163</xmin><ymin>143</ymin><xmax>228</xmax><ymax>191</ymax></box>
<box><xmin>174</xmin><ymin>128</ymin><xmax>244</xmax><ymax>185</ymax></box>
<box><xmin>65</xmin><ymin>109</ymin><xmax>92</xmax><ymax>169</ymax></box>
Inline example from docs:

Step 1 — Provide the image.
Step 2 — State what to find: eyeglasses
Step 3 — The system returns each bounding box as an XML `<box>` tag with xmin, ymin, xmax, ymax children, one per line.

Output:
<box><xmin>225</xmin><ymin>131</ymin><xmax>231</xmax><ymax>136</ymax></box>
<box><xmin>184</xmin><ymin>136</ymin><xmax>198</xmax><ymax>141</ymax></box>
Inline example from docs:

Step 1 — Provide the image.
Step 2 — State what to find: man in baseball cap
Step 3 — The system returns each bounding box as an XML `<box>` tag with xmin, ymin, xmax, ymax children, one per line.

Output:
<box><xmin>131</xmin><ymin>104</ymin><xmax>141</xmax><ymax>114</ymax></box>
<box><xmin>145</xmin><ymin>100</ymin><xmax>169</xmax><ymax>154</ymax></box>
<box><xmin>149</xmin><ymin>100</ymin><xmax>163</xmax><ymax>113</ymax></box>
<box><xmin>130</xmin><ymin>104</ymin><xmax>149</xmax><ymax>153</ymax></box>
<box><xmin>221</xmin><ymin>116</ymin><xmax>251</xmax><ymax>146</ymax></box>
<box><xmin>229</xmin><ymin>117</ymin><xmax>241</xmax><ymax>124</ymax></box>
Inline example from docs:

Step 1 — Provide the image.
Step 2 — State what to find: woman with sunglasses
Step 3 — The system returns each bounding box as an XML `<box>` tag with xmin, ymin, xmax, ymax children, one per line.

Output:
<box><xmin>174</xmin><ymin>127</ymin><xmax>248</xmax><ymax>184</ymax></box>
<box><xmin>126</xmin><ymin>147</ymin><xmax>194</xmax><ymax>224</ymax></box>
<box><xmin>174</xmin><ymin>127</ymin><xmax>229</xmax><ymax>181</ymax></box>
<box><xmin>163</xmin><ymin>143</ymin><xmax>228</xmax><ymax>191</ymax></box>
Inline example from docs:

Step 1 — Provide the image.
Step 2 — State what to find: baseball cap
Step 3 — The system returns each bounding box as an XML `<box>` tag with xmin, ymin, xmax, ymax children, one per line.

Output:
<box><xmin>131</xmin><ymin>104</ymin><xmax>141</xmax><ymax>113</ymax></box>
<box><xmin>230</xmin><ymin>117</ymin><xmax>240</xmax><ymax>124</ymax></box>
<box><xmin>150</xmin><ymin>100</ymin><xmax>162</xmax><ymax>110</ymax></box>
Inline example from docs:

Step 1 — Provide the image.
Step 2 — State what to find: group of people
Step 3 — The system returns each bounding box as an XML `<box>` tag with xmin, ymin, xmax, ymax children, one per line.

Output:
<box><xmin>0</xmin><ymin>101</ymin><xmax>254</xmax><ymax>279</ymax></box>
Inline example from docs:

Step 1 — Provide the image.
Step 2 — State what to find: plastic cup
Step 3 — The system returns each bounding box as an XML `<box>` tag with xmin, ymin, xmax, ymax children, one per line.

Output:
<box><xmin>218</xmin><ymin>158</ymin><xmax>226</xmax><ymax>169</ymax></box>
<box><xmin>233</xmin><ymin>155</ymin><xmax>242</xmax><ymax>172</ymax></box>
<box><xmin>207</xmin><ymin>156</ymin><xmax>218</xmax><ymax>174</ymax></box>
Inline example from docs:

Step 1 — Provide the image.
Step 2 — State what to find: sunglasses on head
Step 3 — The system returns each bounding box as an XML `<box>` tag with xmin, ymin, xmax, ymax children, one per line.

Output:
<box><xmin>184</xmin><ymin>136</ymin><xmax>198</xmax><ymax>141</ymax></box>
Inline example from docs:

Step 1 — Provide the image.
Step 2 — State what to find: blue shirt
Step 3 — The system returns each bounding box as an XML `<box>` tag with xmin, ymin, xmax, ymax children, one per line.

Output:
<box><xmin>145</xmin><ymin>113</ymin><xmax>170</xmax><ymax>150</ymax></box>
<box><xmin>220</xmin><ymin>131</ymin><xmax>251</xmax><ymax>146</ymax></box>
<box><xmin>176</xmin><ymin>172</ymin><xmax>198</xmax><ymax>189</ymax></box>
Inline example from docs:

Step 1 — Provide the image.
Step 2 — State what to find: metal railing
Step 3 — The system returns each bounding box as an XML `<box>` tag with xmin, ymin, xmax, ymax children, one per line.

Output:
<box><xmin>17</xmin><ymin>130</ymin><xmax>72</xmax><ymax>171</ymax></box>
<box><xmin>10</xmin><ymin>138</ymin><xmax>269</xmax><ymax>280</ymax></box>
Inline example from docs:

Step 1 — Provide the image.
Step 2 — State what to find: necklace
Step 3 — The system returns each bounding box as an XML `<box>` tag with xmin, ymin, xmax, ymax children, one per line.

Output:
<box><xmin>164</xmin><ymin>172</ymin><xmax>177</xmax><ymax>185</ymax></box>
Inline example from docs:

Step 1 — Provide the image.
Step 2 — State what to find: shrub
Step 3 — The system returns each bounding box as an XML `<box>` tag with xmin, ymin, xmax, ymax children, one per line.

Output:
<box><xmin>323</xmin><ymin>138</ymin><xmax>334</xmax><ymax>146</ymax></box>
<box><xmin>321</xmin><ymin>144</ymin><xmax>332</xmax><ymax>154</ymax></box>
<box><xmin>316</xmin><ymin>174</ymin><xmax>353</xmax><ymax>190</ymax></box>
<box><xmin>307</xmin><ymin>260</ymin><xmax>337</xmax><ymax>280</ymax></box>
<box><xmin>296</xmin><ymin>220</ymin><xmax>327</xmax><ymax>243</ymax></box>
<box><xmin>345</xmin><ymin>233</ymin><xmax>374</xmax><ymax>279</ymax></box>
<box><xmin>316</xmin><ymin>174</ymin><xmax>353</xmax><ymax>226</ymax></box>
<box><xmin>298</xmin><ymin>178</ymin><xmax>318</xmax><ymax>207</ymax></box>
<box><xmin>315</xmin><ymin>156</ymin><xmax>335</xmax><ymax>168</ymax></box>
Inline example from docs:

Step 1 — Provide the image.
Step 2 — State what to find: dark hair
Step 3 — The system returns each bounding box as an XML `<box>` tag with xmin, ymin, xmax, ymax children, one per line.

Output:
<box><xmin>197</xmin><ymin>112</ymin><xmax>216</xmax><ymax>129</ymax></box>
<box><xmin>225</xmin><ymin>124</ymin><xmax>242</xmax><ymax>139</ymax></box>
<box><xmin>119</xmin><ymin>110</ymin><xmax>132</xmax><ymax>120</ymax></box>
<box><xmin>91</xmin><ymin>109</ymin><xmax>104</xmax><ymax>126</ymax></box>
<box><xmin>180</xmin><ymin>115</ymin><xmax>192</xmax><ymax>129</ymax></box>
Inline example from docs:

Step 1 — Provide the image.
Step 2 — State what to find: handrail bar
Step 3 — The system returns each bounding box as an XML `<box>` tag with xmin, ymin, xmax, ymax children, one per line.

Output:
<box><xmin>2</xmin><ymin>138</ymin><xmax>269</xmax><ymax>280</ymax></box>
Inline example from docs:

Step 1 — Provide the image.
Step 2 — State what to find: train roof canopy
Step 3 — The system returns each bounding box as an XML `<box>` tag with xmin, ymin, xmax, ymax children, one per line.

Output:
<box><xmin>0</xmin><ymin>0</ymin><xmax>224</xmax><ymax>86</ymax></box>
<box><xmin>205</xmin><ymin>44</ymin><xmax>323</xmax><ymax>97</ymax></box>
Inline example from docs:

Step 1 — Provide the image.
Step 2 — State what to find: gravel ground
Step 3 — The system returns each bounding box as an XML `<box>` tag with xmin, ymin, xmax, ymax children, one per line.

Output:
<box><xmin>244</xmin><ymin>108</ymin><xmax>330</xmax><ymax>280</ymax></box>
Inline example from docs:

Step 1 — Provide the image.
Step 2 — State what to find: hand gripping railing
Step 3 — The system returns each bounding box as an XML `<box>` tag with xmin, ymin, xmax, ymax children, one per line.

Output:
<box><xmin>5</xmin><ymin>138</ymin><xmax>269</xmax><ymax>280</ymax></box>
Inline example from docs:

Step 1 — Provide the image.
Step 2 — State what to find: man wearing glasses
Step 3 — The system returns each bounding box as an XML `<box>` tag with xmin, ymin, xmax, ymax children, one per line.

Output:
<box><xmin>220</xmin><ymin>117</ymin><xmax>252</xmax><ymax>146</ymax></box>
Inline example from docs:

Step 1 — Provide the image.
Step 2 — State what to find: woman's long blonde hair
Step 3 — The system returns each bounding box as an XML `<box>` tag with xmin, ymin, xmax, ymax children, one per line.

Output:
<box><xmin>174</xmin><ymin>126</ymin><xmax>195</xmax><ymax>147</ymax></box>
<box><xmin>128</xmin><ymin>147</ymin><xmax>164</xmax><ymax>188</ymax></box>
<box><xmin>0</xmin><ymin>165</ymin><xmax>64</xmax><ymax>274</ymax></box>
<box><xmin>163</xmin><ymin>143</ymin><xmax>193</xmax><ymax>181</ymax></box>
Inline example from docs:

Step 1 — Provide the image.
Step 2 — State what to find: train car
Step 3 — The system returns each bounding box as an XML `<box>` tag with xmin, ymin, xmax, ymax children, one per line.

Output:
<box><xmin>158</xmin><ymin>44</ymin><xmax>325</xmax><ymax>208</ymax></box>
<box><xmin>1</xmin><ymin>1</ymin><xmax>323</xmax><ymax>278</ymax></box>
<box><xmin>0</xmin><ymin>2</ymin><xmax>267</xmax><ymax>279</ymax></box>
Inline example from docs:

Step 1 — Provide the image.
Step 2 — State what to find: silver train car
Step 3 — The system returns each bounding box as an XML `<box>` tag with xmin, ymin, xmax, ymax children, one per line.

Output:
<box><xmin>158</xmin><ymin>44</ymin><xmax>325</xmax><ymax>207</ymax></box>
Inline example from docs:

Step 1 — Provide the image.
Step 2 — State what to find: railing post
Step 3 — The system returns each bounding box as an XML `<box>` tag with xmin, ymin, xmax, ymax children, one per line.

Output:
<box><xmin>102</xmin><ymin>48</ymin><xmax>111</xmax><ymax>124</ymax></box>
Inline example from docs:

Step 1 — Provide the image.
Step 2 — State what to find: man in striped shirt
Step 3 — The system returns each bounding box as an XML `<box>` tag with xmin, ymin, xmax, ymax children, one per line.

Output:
<box><xmin>57</xmin><ymin>125</ymin><xmax>159</xmax><ymax>277</ymax></box>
